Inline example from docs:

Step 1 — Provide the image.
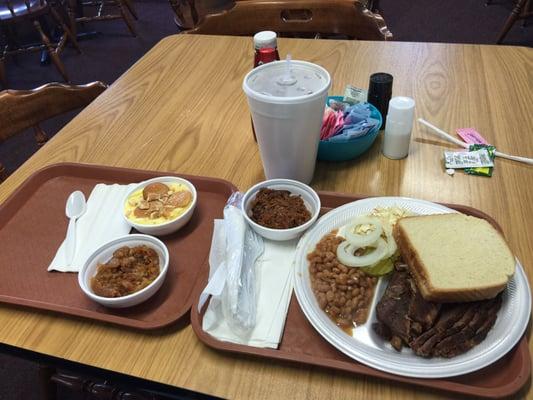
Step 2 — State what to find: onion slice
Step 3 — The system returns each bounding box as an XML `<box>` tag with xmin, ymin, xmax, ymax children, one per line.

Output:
<box><xmin>344</xmin><ymin>216</ymin><xmax>383</xmax><ymax>248</ymax></box>
<box><xmin>336</xmin><ymin>238</ymin><xmax>388</xmax><ymax>268</ymax></box>
<box><xmin>384</xmin><ymin>228</ymin><xmax>397</xmax><ymax>258</ymax></box>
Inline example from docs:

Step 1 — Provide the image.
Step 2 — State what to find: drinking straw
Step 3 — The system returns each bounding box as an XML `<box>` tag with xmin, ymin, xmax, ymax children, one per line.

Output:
<box><xmin>285</xmin><ymin>53</ymin><xmax>292</xmax><ymax>80</ymax></box>
<box><xmin>279</xmin><ymin>54</ymin><xmax>296</xmax><ymax>86</ymax></box>
<box><xmin>417</xmin><ymin>118</ymin><xmax>533</xmax><ymax>166</ymax></box>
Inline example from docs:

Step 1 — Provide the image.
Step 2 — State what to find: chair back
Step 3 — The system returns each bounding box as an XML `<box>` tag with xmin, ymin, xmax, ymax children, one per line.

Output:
<box><xmin>181</xmin><ymin>0</ymin><xmax>392</xmax><ymax>40</ymax></box>
<box><xmin>0</xmin><ymin>0</ymin><xmax>46</xmax><ymax>20</ymax></box>
<box><xmin>0</xmin><ymin>81</ymin><xmax>107</xmax><ymax>141</ymax></box>
<box><xmin>169</xmin><ymin>0</ymin><xmax>199</xmax><ymax>28</ymax></box>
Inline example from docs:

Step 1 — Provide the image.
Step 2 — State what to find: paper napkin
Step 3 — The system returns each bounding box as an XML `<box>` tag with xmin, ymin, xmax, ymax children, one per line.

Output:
<box><xmin>201</xmin><ymin>219</ymin><xmax>296</xmax><ymax>349</ymax></box>
<box><xmin>48</xmin><ymin>183</ymin><xmax>136</xmax><ymax>272</ymax></box>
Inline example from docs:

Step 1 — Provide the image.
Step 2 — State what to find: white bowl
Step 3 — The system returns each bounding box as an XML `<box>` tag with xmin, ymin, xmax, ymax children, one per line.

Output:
<box><xmin>122</xmin><ymin>176</ymin><xmax>197</xmax><ymax>236</ymax></box>
<box><xmin>78</xmin><ymin>234</ymin><xmax>169</xmax><ymax>308</ymax></box>
<box><xmin>242</xmin><ymin>179</ymin><xmax>321</xmax><ymax>241</ymax></box>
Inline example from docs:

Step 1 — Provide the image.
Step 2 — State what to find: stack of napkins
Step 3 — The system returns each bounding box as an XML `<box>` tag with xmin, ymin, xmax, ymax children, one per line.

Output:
<box><xmin>201</xmin><ymin>220</ymin><xmax>296</xmax><ymax>349</ymax></box>
<box><xmin>48</xmin><ymin>183</ymin><xmax>135</xmax><ymax>272</ymax></box>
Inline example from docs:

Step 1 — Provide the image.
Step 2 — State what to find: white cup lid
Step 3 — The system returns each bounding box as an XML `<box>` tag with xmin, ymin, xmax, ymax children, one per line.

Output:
<box><xmin>243</xmin><ymin>60</ymin><xmax>331</xmax><ymax>104</ymax></box>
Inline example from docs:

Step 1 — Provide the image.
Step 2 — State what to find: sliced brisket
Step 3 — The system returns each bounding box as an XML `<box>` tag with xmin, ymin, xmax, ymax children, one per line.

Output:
<box><xmin>374</xmin><ymin>267</ymin><xmax>502</xmax><ymax>358</ymax></box>
<box><xmin>374</xmin><ymin>266</ymin><xmax>440</xmax><ymax>350</ymax></box>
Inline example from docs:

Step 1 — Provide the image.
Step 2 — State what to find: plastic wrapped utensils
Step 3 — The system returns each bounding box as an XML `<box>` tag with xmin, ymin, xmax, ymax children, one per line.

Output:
<box><xmin>198</xmin><ymin>192</ymin><xmax>264</xmax><ymax>337</ymax></box>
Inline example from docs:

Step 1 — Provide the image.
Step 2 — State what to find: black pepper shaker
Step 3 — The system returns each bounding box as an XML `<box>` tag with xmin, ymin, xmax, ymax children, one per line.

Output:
<box><xmin>367</xmin><ymin>73</ymin><xmax>393</xmax><ymax>130</ymax></box>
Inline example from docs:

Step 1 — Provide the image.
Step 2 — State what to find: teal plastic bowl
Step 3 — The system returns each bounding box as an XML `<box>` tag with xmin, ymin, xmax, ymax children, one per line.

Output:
<box><xmin>317</xmin><ymin>96</ymin><xmax>382</xmax><ymax>162</ymax></box>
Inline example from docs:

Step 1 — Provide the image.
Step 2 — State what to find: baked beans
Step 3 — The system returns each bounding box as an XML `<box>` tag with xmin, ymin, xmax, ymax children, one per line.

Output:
<box><xmin>91</xmin><ymin>245</ymin><xmax>160</xmax><ymax>298</ymax></box>
<box><xmin>308</xmin><ymin>232</ymin><xmax>377</xmax><ymax>334</ymax></box>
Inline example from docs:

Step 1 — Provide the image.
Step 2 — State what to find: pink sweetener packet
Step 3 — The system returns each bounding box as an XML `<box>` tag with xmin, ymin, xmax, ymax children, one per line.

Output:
<box><xmin>456</xmin><ymin>128</ymin><xmax>489</xmax><ymax>145</ymax></box>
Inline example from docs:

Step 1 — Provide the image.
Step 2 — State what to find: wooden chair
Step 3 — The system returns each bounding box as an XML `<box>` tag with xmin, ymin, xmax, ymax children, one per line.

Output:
<box><xmin>365</xmin><ymin>0</ymin><xmax>379</xmax><ymax>12</ymax></box>
<box><xmin>169</xmin><ymin>0</ymin><xmax>198</xmax><ymax>29</ymax></box>
<box><xmin>63</xmin><ymin>0</ymin><xmax>138</xmax><ymax>37</ymax></box>
<box><xmin>48</xmin><ymin>371</ymin><xmax>158</xmax><ymax>399</ymax></box>
<box><xmin>0</xmin><ymin>0</ymin><xmax>81</xmax><ymax>87</ymax></box>
<box><xmin>176</xmin><ymin>0</ymin><xmax>392</xmax><ymax>40</ymax></box>
<box><xmin>0</xmin><ymin>81</ymin><xmax>107</xmax><ymax>181</ymax></box>
<box><xmin>487</xmin><ymin>0</ymin><xmax>532</xmax><ymax>43</ymax></box>
<box><xmin>37</xmin><ymin>365</ymin><xmax>182</xmax><ymax>400</ymax></box>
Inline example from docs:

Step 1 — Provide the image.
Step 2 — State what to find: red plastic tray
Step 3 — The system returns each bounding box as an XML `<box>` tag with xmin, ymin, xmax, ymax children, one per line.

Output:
<box><xmin>0</xmin><ymin>163</ymin><xmax>236</xmax><ymax>330</ymax></box>
<box><xmin>191</xmin><ymin>191</ymin><xmax>531</xmax><ymax>398</ymax></box>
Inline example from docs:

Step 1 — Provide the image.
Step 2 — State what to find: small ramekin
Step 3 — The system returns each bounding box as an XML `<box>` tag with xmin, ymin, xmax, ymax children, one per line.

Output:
<box><xmin>78</xmin><ymin>234</ymin><xmax>169</xmax><ymax>308</ymax></box>
<box><xmin>122</xmin><ymin>176</ymin><xmax>197</xmax><ymax>236</ymax></box>
<box><xmin>242</xmin><ymin>179</ymin><xmax>321</xmax><ymax>241</ymax></box>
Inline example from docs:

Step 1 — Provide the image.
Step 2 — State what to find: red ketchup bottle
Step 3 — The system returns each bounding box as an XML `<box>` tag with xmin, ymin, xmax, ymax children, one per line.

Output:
<box><xmin>251</xmin><ymin>31</ymin><xmax>280</xmax><ymax>142</ymax></box>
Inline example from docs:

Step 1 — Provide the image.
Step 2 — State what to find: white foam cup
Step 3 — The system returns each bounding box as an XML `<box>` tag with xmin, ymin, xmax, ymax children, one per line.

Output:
<box><xmin>243</xmin><ymin>60</ymin><xmax>331</xmax><ymax>184</ymax></box>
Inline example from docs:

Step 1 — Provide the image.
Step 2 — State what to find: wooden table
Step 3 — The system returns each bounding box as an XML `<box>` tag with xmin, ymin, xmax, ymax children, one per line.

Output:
<box><xmin>0</xmin><ymin>35</ymin><xmax>532</xmax><ymax>399</ymax></box>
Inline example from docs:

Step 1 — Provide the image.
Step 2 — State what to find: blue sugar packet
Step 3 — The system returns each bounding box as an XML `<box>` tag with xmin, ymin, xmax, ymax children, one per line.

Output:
<box><xmin>325</xmin><ymin>103</ymin><xmax>380</xmax><ymax>143</ymax></box>
<box><xmin>328</xmin><ymin>119</ymin><xmax>380</xmax><ymax>142</ymax></box>
<box><xmin>345</xmin><ymin>103</ymin><xmax>372</xmax><ymax>123</ymax></box>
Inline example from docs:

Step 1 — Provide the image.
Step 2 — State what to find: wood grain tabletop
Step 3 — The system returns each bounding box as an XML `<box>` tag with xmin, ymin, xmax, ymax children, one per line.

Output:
<box><xmin>0</xmin><ymin>34</ymin><xmax>532</xmax><ymax>399</ymax></box>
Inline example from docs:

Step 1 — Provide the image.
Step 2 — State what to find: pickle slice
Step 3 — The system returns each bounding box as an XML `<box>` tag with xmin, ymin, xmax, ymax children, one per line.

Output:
<box><xmin>365</xmin><ymin>257</ymin><xmax>394</xmax><ymax>276</ymax></box>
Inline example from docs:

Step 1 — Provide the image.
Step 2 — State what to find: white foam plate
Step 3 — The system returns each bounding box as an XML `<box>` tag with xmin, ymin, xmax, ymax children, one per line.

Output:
<box><xmin>293</xmin><ymin>197</ymin><xmax>531</xmax><ymax>378</ymax></box>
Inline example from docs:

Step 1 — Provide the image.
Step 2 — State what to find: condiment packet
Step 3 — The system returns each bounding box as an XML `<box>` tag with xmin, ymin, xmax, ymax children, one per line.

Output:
<box><xmin>465</xmin><ymin>144</ymin><xmax>496</xmax><ymax>177</ymax></box>
<box><xmin>328</xmin><ymin>99</ymin><xmax>347</xmax><ymax>112</ymax></box>
<box><xmin>456</xmin><ymin>128</ymin><xmax>489</xmax><ymax>145</ymax></box>
<box><xmin>326</xmin><ymin>103</ymin><xmax>380</xmax><ymax>142</ymax></box>
<box><xmin>444</xmin><ymin>148</ymin><xmax>494</xmax><ymax>169</ymax></box>
<box><xmin>343</xmin><ymin>85</ymin><xmax>368</xmax><ymax>105</ymax></box>
<box><xmin>320</xmin><ymin>107</ymin><xmax>345</xmax><ymax>140</ymax></box>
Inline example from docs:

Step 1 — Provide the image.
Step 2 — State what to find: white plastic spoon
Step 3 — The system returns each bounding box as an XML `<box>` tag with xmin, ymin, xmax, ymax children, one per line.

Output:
<box><xmin>65</xmin><ymin>191</ymin><xmax>87</xmax><ymax>265</ymax></box>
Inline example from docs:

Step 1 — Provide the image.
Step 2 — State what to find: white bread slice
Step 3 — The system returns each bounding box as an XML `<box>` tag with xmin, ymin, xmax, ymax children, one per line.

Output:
<box><xmin>393</xmin><ymin>213</ymin><xmax>515</xmax><ymax>303</ymax></box>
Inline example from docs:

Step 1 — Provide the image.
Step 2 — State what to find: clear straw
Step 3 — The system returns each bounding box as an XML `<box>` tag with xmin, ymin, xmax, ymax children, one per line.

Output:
<box><xmin>285</xmin><ymin>54</ymin><xmax>292</xmax><ymax>80</ymax></box>
<box><xmin>278</xmin><ymin>54</ymin><xmax>296</xmax><ymax>86</ymax></box>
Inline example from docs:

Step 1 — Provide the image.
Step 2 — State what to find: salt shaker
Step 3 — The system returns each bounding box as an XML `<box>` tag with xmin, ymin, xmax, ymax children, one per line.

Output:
<box><xmin>382</xmin><ymin>96</ymin><xmax>416</xmax><ymax>159</ymax></box>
